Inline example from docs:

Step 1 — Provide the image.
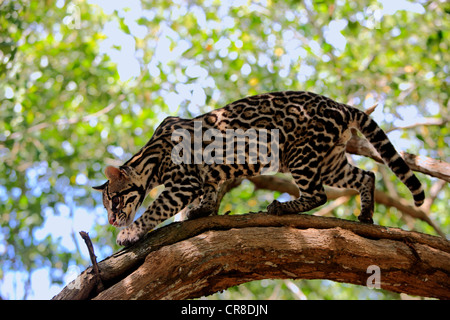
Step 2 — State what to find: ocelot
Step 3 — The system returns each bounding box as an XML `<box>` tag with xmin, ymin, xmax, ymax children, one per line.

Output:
<box><xmin>93</xmin><ymin>91</ymin><xmax>425</xmax><ymax>246</ymax></box>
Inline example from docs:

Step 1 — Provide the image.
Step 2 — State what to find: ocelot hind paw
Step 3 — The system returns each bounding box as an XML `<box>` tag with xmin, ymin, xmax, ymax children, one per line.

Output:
<box><xmin>267</xmin><ymin>200</ymin><xmax>283</xmax><ymax>215</ymax></box>
<box><xmin>186</xmin><ymin>206</ymin><xmax>214</xmax><ymax>220</ymax></box>
<box><xmin>358</xmin><ymin>215</ymin><xmax>374</xmax><ymax>224</ymax></box>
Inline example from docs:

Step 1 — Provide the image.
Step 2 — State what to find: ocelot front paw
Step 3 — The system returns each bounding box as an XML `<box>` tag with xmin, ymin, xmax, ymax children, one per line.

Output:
<box><xmin>267</xmin><ymin>200</ymin><xmax>283</xmax><ymax>215</ymax></box>
<box><xmin>116</xmin><ymin>226</ymin><xmax>144</xmax><ymax>247</ymax></box>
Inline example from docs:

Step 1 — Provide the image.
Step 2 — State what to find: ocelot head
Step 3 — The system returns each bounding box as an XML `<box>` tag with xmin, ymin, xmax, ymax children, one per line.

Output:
<box><xmin>93</xmin><ymin>166</ymin><xmax>145</xmax><ymax>228</ymax></box>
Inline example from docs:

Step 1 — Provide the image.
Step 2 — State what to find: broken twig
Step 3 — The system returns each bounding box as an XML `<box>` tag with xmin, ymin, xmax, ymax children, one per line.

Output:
<box><xmin>79</xmin><ymin>231</ymin><xmax>104</xmax><ymax>292</ymax></box>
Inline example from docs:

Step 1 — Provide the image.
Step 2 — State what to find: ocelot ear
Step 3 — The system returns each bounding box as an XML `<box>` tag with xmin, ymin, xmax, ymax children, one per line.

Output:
<box><xmin>92</xmin><ymin>181</ymin><xmax>108</xmax><ymax>191</ymax></box>
<box><xmin>105</xmin><ymin>165</ymin><xmax>124</xmax><ymax>181</ymax></box>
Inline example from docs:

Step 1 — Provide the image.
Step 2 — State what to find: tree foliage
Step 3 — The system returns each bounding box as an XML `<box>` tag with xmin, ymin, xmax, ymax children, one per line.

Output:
<box><xmin>0</xmin><ymin>0</ymin><xmax>448</xmax><ymax>299</ymax></box>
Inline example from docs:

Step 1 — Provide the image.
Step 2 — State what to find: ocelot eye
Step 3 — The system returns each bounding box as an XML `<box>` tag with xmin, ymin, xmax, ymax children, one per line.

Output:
<box><xmin>111</xmin><ymin>195</ymin><xmax>121</xmax><ymax>208</ymax></box>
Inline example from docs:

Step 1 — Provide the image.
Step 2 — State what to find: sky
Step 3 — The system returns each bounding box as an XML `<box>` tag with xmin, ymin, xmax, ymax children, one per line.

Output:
<box><xmin>1</xmin><ymin>0</ymin><xmax>432</xmax><ymax>300</ymax></box>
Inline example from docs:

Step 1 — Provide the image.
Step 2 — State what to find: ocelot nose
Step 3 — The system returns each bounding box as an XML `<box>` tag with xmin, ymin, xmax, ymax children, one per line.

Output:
<box><xmin>109</xmin><ymin>215</ymin><xmax>116</xmax><ymax>225</ymax></box>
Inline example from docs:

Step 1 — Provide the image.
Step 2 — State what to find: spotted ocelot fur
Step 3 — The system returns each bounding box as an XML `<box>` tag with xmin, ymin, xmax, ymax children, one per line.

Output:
<box><xmin>93</xmin><ymin>91</ymin><xmax>425</xmax><ymax>246</ymax></box>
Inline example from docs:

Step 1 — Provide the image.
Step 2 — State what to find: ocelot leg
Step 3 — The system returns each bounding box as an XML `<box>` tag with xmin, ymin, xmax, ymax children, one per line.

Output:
<box><xmin>267</xmin><ymin>136</ymin><xmax>331</xmax><ymax>215</ymax></box>
<box><xmin>267</xmin><ymin>169</ymin><xmax>327</xmax><ymax>215</ymax></box>
<box><xmin>116</xmin><ymin>181</ymin><xmax>201</xmax><ymax>246</ymax></box>
<box><xmin>186</xmin><ymin>183</ymin><xmax>219</xmax><ymax>220</ymax></box>
<box><xmin>323</xmin><ymin>160</ymin><xmax>375</xmax><ymax>224</ymax></box>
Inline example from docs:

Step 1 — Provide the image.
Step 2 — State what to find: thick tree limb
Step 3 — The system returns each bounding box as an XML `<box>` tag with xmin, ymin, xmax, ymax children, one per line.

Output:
<box><xmin>53</xmin><ymin>213</ymin><xmax>450</xmax><ymax>300</ymax></box>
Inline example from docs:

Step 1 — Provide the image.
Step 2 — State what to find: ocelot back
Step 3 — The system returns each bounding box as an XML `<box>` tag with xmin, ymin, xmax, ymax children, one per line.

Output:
<box><xmin>93</xmin><ymin>91</ymin><xmax>425</xmax><ymax>246</ymax></box>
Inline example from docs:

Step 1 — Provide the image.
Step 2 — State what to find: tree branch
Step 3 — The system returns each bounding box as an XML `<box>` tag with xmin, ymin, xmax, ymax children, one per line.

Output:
<box><xmin>7</xmin><ymin>95</ymin><xmax>124</xmax><ymax>141</ymax></box>
<box><xmin>346</xmin><ymin>135</ymin><xmax>450</xmax><ymax>182</ymax></box>
<box><xmin>79</xmin><ymin>231</ymin><xmax>104</xmax><ymax>293</ymax></box>
<box><xmin>53</xmin><ymin>213</ymin><xmax>450</xmax><ymax>300</ymax></box>
<box><xmin>385</xmin><ymin>117</ymin><xmax>448</xmax><ymax>133</ymax></box>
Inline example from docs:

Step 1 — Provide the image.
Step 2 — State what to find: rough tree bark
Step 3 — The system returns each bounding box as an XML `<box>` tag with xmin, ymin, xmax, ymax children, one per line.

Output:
<box><xmin>53</xmin><ymin>213</ymin><xmax>450</xmax><ymax>300</ymax></box>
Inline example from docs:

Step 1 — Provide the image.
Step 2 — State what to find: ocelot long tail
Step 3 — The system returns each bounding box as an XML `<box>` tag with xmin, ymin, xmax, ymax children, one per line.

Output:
<box><xmin>351</xmin><ymin>108</ymin><xmax>425</xmax><ymax>206</ymax></box>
